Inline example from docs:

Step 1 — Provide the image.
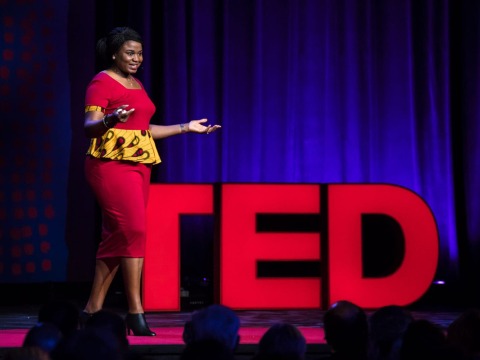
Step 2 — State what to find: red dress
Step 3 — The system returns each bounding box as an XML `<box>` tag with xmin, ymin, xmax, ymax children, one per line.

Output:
<box><xmin>84</xmin><ymin>72</ymin><xmax>159</xmax><ymax>258</ymax></box>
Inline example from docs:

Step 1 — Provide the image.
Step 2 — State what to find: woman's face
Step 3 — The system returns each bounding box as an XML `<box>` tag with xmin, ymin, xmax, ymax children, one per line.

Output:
<box><xmin>113</xmin><ymin>40</ymin><xmax>143</xmax><ymax>75</ymax></box>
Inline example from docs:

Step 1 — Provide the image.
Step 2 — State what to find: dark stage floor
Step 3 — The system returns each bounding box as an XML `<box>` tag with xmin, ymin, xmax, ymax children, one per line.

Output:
<box><xmin>0</xmin><ymin>306</ymin><xmax>463</xmax><ymax>330</ymax></box>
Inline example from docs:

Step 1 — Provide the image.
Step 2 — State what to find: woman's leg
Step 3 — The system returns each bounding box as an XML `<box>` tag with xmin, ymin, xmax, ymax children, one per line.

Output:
<box><xmin>122</xmin><ymin>256</ymin><xmax>155</xmax><ymax>336</ymax></box>
<box><xmin>121</xmin><ymin>257</ymin><xmax>144</xmax><ymax>313</ymax></box>
<box><xmin>84</xmin><ymin>258</ymin><xmax>120</xmax><ymax>313</ymax></box>
<box><xmin>121</xmin><ymin>163</ymin><xmax>152</xmax><ymax>314</ymax></box>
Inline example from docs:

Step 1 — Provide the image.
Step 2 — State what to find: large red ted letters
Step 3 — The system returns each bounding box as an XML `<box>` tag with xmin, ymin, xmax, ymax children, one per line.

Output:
<box><xmin>144</xmin><ymin>184</ymin><xmax>438</xmax><ymax>311</ymax></box>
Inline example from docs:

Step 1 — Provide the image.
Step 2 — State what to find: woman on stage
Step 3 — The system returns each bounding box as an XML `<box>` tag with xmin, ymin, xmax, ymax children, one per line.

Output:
<box><xmin>82</xmin><ymin>27</ymin><xmax>220</xmax><ymax>336</ymax></box>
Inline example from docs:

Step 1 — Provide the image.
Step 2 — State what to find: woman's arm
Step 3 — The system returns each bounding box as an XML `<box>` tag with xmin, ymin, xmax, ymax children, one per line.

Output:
<box><xmin>148</xmin><ymin>123</ymin><xmax>187</xmax><ymax>140</ymax></box>
<box><xmin>84</xmin><ymin>105</ymin><xmax>134</xmax><ymax>138</ymax></box>
<box><xmin>149</xmin><ymin>119</ymin><xmax>221</xmax><ymax>140</ymax></box>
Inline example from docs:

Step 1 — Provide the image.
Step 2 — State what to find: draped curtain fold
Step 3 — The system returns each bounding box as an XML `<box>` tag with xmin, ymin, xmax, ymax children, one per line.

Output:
<box><xmin>144</xmin><ymin>0</ymin><xmax>460</xmax><ymax>280</ymax></box>
<box><xmin>4</xmin><ymin>0</ymin><xmax>478</xmax><ymax>289</ymax></box>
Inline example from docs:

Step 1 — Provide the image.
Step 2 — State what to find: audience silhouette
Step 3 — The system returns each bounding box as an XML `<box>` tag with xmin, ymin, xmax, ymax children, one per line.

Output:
<box><xmin>37</xmin><ymin>300</ymin><xmax>79</xmax><ymax>337</ymax></box>
<box><xmin>323</xmin><ymin>300</ymin><xmax>369</xmax><ymax>360</ymax></box>
<box><xmin>85</xmin><ymin>310</ymin><xmax>129</xmax><ymax>353</ymax></box>
<box><xmin>183</xmin><ymin>304</ymin><xmax>240</xmax><ymax>352</ymax></box>
<box><xmin>181</xmin><ymin>339</ymin><xmax>235</xmax><ymax>360</ymax></box>
<box><xmin>12</xmin><ymin>299</ymin><xmax>480</xmax><ymax>360</ymax></box>
<box><xmin>4</xmin><ymin>347</ymin><xmax>50</xmax><ymax>360</ymax></box>
<box><xmin>253</xmin><ymin>322</ymin><xmax>306</xmax><ymax>360</ymax></box>
<box><xmin>23</xmin><ymin>322</ymin><xmax>63</xmax><ymax>354</ymax></box>
<box><xmin>447</xmin><ymin>308</ymin><xmax>480</xmax><ymax>359</ymax></box>
<box><xmin>368</xmin><ymin>305</ymin><xmax>413</xmax><ymax>360</ymax></box>
<box><xmin>399</xmin><ymin>319</ymin><xmax>446</xmax><ymax>360</ymax></box>
<box><xmin>50</xmin><ymin>328</ymin><xmax>124</xmax><ymax>360</ymax></box>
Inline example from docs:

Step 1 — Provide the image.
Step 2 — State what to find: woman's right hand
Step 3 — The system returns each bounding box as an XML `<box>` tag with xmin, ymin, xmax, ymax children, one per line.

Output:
<box><xmin>112</xmin><ymin>104</ymin><xmax>135</xmax><ymax>123</ymax></box>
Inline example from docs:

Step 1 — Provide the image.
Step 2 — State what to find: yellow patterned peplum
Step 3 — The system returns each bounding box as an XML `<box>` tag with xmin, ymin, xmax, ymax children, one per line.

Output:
<box><xmin>86</xmin><ymin>128</ymin><xmax>161</xmax><ymax>165</ymax></box>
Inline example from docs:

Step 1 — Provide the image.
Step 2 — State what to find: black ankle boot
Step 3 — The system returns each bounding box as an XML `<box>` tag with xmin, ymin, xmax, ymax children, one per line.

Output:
<box><xmin>125</xmin><ymin>313</ymin><xmax>156</xmax><ymax>336</ymax></box>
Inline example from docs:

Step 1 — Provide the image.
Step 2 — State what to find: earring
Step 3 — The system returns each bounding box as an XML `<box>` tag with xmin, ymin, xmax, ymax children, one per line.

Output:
<box><xmin>112</xmin><ymin>55</ymin><xmax>116</xmax><ymax>60</ymax></box>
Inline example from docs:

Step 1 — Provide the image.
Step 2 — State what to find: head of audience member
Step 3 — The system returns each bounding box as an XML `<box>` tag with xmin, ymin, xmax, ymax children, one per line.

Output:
<box><xmin>85</xmin><ymin>310</ymin><xmax>129</xmax><ymax>352</ymax></box>
<box><xmin>180</xmin><ymin>339</ymin><xmax>235</xmax><ymax>360</ymax></box>
<box><xmin>4</xmin><ymin>347</ymin><xmax>50</xmax><ymax>360</ymax></box>
<box><xmin>23</xmin><ymin>322</ymin><xmax>63</xmax><ymax>354</ymax></box>
<box><xmin>38</xmin><ymin>300</ymin><xmax>79</xmax><ymax>337</ymax></box>
<box><xmin>323</xmin><ymin>300</ymin><xmax>368</xmax><ymax>359</ymax></box>
<box><xmin>368</xmin><ymin>305</ymin><xmax>414</xmax><ymax>360</ymax></box>
<box><xmin>447</xmin><ymin>308</ymin><xmax>480</xmax><ymax>359</ymax></box>
<box><xmin>51</xmin><ymin>328</ymin><xmax>123</xmax><ymax>360</ymax></box>
<box><xmin>429</xmin><ymin>343</ymin><xmax>469</xmax><ymax>360</ymax></box>
<box><xmin>183</xmin><ymin>305</ymin><xmax>240</xmax><ymax>351</ymax></box>
<box><xmin>253</xmin><ymin>323</ymin><xmax>306</xmax><ymax>360</ymax></box>
<box><xmin>400</xmin><ymin>319</ymin><xmax>446</xmax><ymax>360</ymax></box>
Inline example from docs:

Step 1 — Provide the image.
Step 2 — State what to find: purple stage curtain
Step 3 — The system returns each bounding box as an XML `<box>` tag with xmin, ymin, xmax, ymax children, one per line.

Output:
<box><xmin>1</xmin><ymin>0</ymin><xmax>479</xmax><ymax>300</ymax></box>
<box><xmin>145</xmin><ymin>0</ymin><xmax>459</xmax><ymax>281</ymax></box>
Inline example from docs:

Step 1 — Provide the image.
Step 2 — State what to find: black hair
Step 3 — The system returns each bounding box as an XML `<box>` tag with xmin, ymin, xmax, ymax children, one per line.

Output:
<box><xmin>323</xmin><ymin>300</ymin><xmax>369</xmax><ymax>356</ymax></box>
<box><xmin>96</xmin><ymin>27</ymin><xmax>143</xmax><ymax>69</ymax></box>
<box><xmin>256</xmin><ymin>323</ymin><xmax>306</xmax><ymax>360</ymax></box>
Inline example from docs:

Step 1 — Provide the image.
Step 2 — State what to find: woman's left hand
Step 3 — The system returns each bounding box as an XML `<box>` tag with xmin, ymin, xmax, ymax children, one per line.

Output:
<box><xmin>188</xmin><ymin>118</ymin><xmax>221</xmax><ymax>134</ymax></box>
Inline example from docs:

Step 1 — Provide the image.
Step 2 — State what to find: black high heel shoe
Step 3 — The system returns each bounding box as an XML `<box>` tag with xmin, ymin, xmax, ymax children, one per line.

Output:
<box><xmin>125</xmin><ymin>313</ymin><xmax>156</xmax><ymax>336</ymax></box>
<box><xmin>79</xmin><ymin>310</ymin><xmax>94</xmax><ymax>329</ymax></box>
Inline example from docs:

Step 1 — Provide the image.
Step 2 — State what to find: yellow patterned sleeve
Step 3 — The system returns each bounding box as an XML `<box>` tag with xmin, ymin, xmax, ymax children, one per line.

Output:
<box><xmin>85</xmin><ymin>105</ymin><xmax>105</xmax><ymax>113</ymax></box>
